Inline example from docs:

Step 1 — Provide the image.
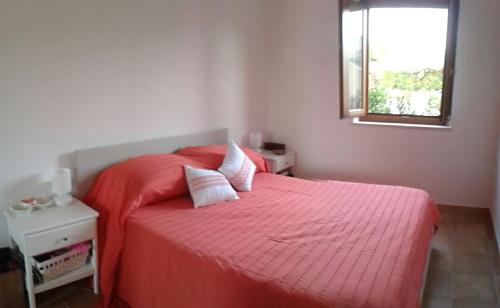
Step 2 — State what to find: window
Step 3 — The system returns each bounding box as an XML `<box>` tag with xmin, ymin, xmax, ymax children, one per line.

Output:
<box><xmin>339</xmin><ymin>0</ymin><xmax>459</xmax><ymax>125</ymax></box>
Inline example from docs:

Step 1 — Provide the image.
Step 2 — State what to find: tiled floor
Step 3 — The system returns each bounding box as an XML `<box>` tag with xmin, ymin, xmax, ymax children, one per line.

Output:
<box><xmin>1</xmin><ymin>205</ymin><xmax>498</xmax><ymax>308</ymax></box>
<box><xmin>423</xmin><ymin>205</ymin><xmax>500</xmax><ymax>308</ymax></box>
<box><xmin>0</xmin><ymin>271</ymin><xmax>97</xmax><ymax>308</ymax></box>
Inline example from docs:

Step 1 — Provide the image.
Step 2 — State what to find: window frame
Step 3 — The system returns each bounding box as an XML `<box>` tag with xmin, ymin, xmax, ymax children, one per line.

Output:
<box><xmin>339</xmin><ymin>0</ymin><xmax>459</xmax><ymax>126</ymax></box>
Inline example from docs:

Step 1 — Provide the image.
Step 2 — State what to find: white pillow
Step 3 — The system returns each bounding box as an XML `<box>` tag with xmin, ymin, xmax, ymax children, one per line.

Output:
<box><xmin>218</xmin><ymin>141</ymin><xmax>256</xmax><ymax>192</ymax></box>
<box><xmin>184</xmin><ymin>165</ymin><xmax>239</xmax><ymax>208</ymax></box>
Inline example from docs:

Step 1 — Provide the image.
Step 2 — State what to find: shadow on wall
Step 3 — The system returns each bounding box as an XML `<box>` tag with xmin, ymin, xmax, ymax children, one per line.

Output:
<box><xmin>5</xmin><ymin>174</ymin><xmax>51</xmax><ymax>205</ymax></box>
<box><xmin>58</xmin><ymin>152</ymin><xmax>73</xmax><ymax>172</ymax></box>
<box><xmin>4</xmin><ymin>152</ymin><xmax>74</xmax><ymax>205</ymax></box>
<box><xmin>199</xmin><ymin>1</ymin><xmax>273</xmax><ymax>142</ymax></box>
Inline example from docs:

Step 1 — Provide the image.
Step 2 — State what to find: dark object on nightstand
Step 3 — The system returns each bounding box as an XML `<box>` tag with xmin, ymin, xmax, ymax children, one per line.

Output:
<box><xmin>277</xmin><ymin>169</ymin><xmax>294</xmax><ymax>177</ymax></box>
<box><xmin>263</xmin><ymin>142</ymin><xmax>285</xmax><ymax>151</ymax></box>
<box><xmin>272</xmin><ymin>149</ymin><xmax>286</xmax><ymax>155</ymax></box>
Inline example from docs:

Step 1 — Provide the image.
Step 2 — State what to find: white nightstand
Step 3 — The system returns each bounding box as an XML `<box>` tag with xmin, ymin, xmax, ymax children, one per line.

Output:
<box><xmin>260</xmin><ymin>149</ymin><xmax>296</xmax><ymax>175</ymax></box>
<box><xmin>4</xmin><ymin>199</ymin><xmax>99</xmax><ymax>308</ymax></box>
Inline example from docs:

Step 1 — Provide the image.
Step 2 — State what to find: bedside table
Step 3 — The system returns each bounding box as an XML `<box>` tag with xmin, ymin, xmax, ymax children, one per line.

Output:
<box><xmin>4</xmin><ymin>199</ymin><xmax>99</xmax><ymax>308</ymax></box>
<box><xmin>260</xmin><ymin>149</ymin><xmax>296</xmax><ymax>175</ymax></box>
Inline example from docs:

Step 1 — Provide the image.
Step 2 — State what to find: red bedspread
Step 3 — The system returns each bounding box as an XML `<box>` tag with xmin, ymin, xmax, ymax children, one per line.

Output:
<box><xmin>118</xmin><ymin>173</ymin><xmax>439</xmax><ymax>308</ymax></box>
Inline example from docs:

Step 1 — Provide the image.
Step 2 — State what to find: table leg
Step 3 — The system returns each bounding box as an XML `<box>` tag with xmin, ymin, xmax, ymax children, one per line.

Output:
<box><xmin>22</xmin><ymin>243</ymin><xmax>36</xmax><ymax>308</ymax></box>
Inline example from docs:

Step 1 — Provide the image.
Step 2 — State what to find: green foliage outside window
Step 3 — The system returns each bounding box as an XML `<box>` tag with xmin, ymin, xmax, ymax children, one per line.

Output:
<box><xmin>368</xmin><ymin>68</ymin><xmax>443</xmax><ymax>116</ymax></box>
<box><xmin>368</xmin><ymin>85</ymin><xmax>390</xmax><ymax>113</ymax></box>
<box><xmin>379</xmin><ymin>69</ymin><xmax>443</xmax><ymax>91</ymax></box>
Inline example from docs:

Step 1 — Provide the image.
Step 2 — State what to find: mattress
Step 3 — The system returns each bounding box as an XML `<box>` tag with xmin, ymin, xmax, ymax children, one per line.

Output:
<box><xmin>117</xmin><ymin>173</ymin><xmax>439</xmax><ymax>308</ymax></box>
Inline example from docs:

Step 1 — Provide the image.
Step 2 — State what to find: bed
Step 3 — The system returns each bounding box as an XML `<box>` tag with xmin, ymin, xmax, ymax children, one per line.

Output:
<box><xmin>74</xmin><ymin>128</ymin><xmax>439</xmax><ymax>308</ymax></box>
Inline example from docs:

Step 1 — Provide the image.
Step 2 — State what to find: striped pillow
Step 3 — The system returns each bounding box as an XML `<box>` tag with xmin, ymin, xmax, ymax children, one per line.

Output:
<box><xmin>218</xmin><ymin>141</ymin><xmax>257</xmax><ymax>192</ymax></box>
<box><xmin>184</xmin><ymin>165</ymin><xmax>239</xmax><ymax>208</ymax></box>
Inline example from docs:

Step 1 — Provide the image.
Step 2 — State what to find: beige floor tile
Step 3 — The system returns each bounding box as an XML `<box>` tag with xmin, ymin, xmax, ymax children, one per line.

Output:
<box><xmin>452</xmin><ymin>273</ymin><xmax>496</xmax><ymax>303</ymax></box>
<box><xmin>495</xmin><ymin>275</ymin><xmax>500</xmax><ymax>299</ymax></box>
<box><xmin>452</xmin><ymin>253</ymin><xmax>493</xmax><ymax>274</ymax></box>
<box><xmin>0</xmin><ymin>271</ymin><xmax>98</xmax><ymax>308</ymax></box>
<box><xmin>451</xmin><ymin>300</ymin><xmax>498</xmax><ymax>308</ymax></box>
<box><xmin>61</xmin><ymin>288</ymin><xmax>98</xmax><ymax>308</ymax></box>
<box><xmin>432</xmin><ymin>235</ymin><xmax>454</xmax><ymax>253</ymax></box>
<box><xmin>436</xmin><ymin>205</ymin><xmax>454</xmax><ymax>223</ymax></box>
<box><xmin>422</xmin><ymin>297</ymin><xmax>451</xmax><ymax>308</ymax></box>
<box><xmin>430</xmin><ymin>250</ymin><xmax>452</xmax><ymax>272</ymax></box>
<box><xmin>0</xmin><ymin>271</ymin><xmax>24</xmax><ymax>293</ymax></box>
<box><xmin>425</xmin><ymin>270</ymin><xmax>452</xmax><ymax>299</ymax></box>
<box><xmin>491</xmin><ymin>257</ymin><xmax>500</xmax><ymax>275</ymax></box>
<box><xmin>38</xmin><ymin>299</ymin><xmax>67</xmax><ymax>308</ymax></box>
<box><xmin>486</xmin><ymin>223</ymin><xmax>497</xmax><ymax>239</ymax></box>
<box><xmin>451</xmin><ymin>237</ymin><xmax>490</xmax><ymax>256</ymax></box>
<box><xmin>436</xmin><ymin>222</ymin><xmax>456</xmax><ymax>238</ymax></box>
<box><xmin>455</xmin><ymin>222</ymin><xmax>491</xmax><ymax>239</ymax></box>
<box><xmin>55</xmin><ymin>280</ymin><xmax>98</xmax><ymax>308</ymax></box>
<box><xmin>37</xmin><ymin>286</ymin><xmax>62</xmax><ymax>306</ymax></box>
<box><xmin>488</xmin><ymin>239</ymin><xmax>499</xmax><ymax>256</ymax></box>
<box><xmin>0</xmin><ymin>271</ymin><xmax>26</xmax><ymax>308</ymax></box>
<box><xmin>57</xmin><ymin>280</ymin><xmax>88</xmax><ymax>299</ymax></box>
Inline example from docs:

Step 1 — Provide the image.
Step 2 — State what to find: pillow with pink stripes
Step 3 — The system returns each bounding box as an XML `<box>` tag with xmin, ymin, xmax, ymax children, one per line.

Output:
<box><xmin>218</xmin><ymin>141</ymin><xmax>257</xmax><ymax>192</ymax></box>
<box><xmin>184</xmin><ymin>165</ymin><xmax>239</xmax><ymax>208</ymax></box>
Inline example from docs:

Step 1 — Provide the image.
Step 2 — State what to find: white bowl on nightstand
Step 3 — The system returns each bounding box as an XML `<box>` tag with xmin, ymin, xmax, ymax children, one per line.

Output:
<box><xmin>9</xmin><ymin>204</ymin><xmax>34</xmax><ymax>216</ymax></box>
<box><xmin>34</xmin><ymin>199</ymin><xmax>53</xmax><ymax>210</ymax></box>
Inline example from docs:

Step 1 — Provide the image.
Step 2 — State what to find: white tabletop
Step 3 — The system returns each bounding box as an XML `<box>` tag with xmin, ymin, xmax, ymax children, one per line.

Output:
<box><xmin>4</xmin><ymin>199</ymin><xmax>98</xmax><ymax>235</ymax></box>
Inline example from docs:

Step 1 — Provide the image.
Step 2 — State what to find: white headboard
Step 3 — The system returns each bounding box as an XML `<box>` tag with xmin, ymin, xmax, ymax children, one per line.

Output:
<box><xmin>73</xmin><ymin>128</ymin><xmax>228</xmax><ymax>198</ymax></box>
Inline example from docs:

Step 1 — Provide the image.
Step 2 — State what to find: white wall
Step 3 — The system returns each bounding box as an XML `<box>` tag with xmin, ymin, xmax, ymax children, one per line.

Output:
<box><xmin>491</xmin><ymin>96</ymin><xmax>500</xmax><ymax>247</ymax></box>
<box><xmin>266</xmin><ymin>0</ymin><xmax>500</xmax><ymax>208</ymax></box>
<box><xmin>0</xmin><ymin>0</ymin><xmax>272</xmax><ymax>247</ymax></box>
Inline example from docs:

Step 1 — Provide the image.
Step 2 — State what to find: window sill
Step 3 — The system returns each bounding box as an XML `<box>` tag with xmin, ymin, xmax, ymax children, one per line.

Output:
<box><xmin>352</xmin><ymin>118</ymin><xmax>452</xmax><ymax>129</ymax></box>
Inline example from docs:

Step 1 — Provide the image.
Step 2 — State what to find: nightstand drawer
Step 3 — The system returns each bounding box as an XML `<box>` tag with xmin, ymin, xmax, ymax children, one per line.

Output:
<box><xmin>274</xmin><ymin>154</ymin><xmax>295</xmax><ymax>173</ymax></box>
<box><xmin>26</xmin><ymin>219</ymin><xmax>96</xmax><ymax>256</ymax></box>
